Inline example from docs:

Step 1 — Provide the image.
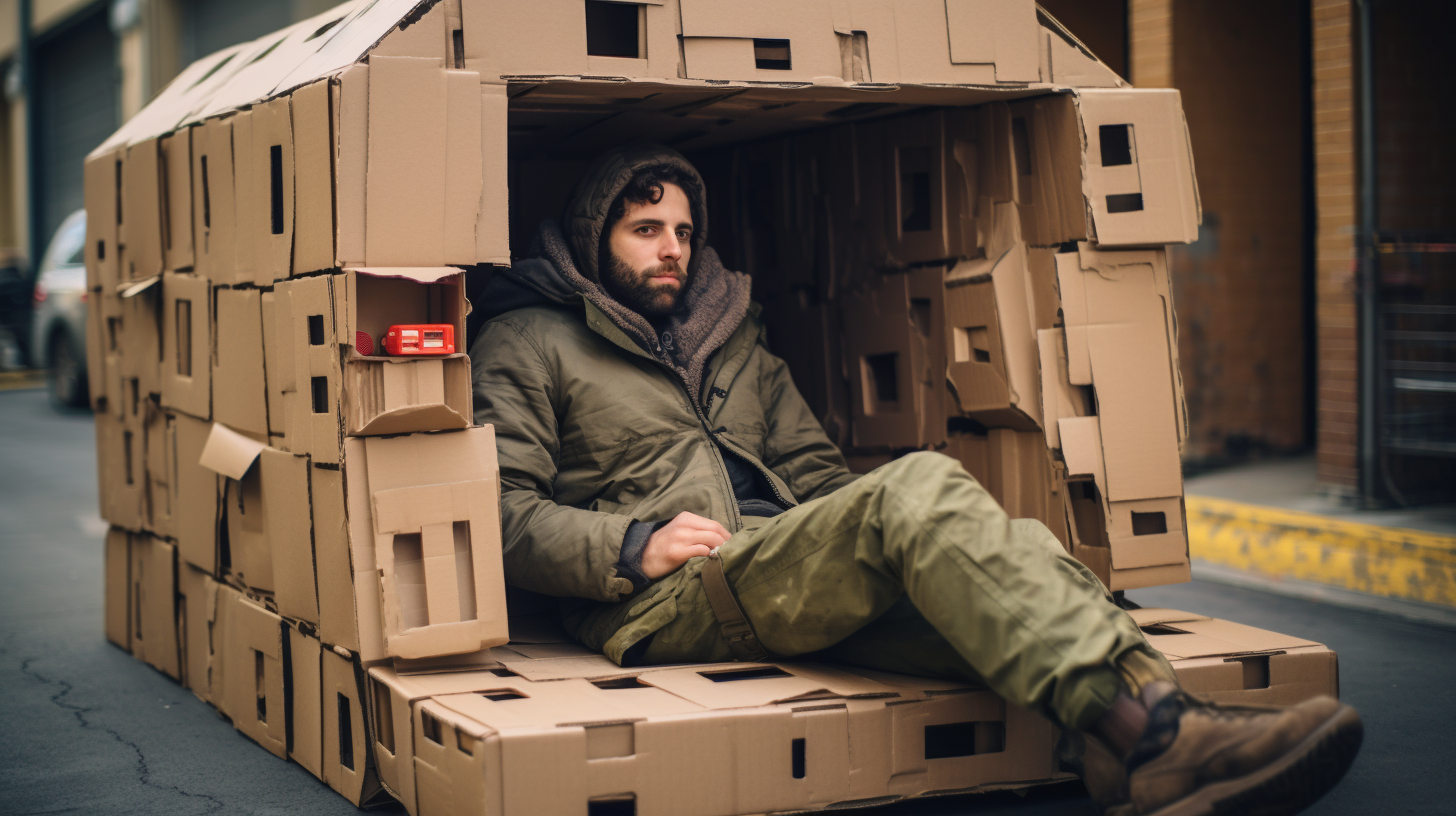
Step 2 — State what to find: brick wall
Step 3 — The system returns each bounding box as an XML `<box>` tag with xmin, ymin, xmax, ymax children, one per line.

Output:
<box><xmin>1311</xmin><ymin>0</ymin><xmax>1359</xmax><ymax>494</ymax></box>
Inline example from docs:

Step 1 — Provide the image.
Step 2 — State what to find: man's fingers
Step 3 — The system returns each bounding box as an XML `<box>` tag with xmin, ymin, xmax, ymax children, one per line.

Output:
<box><xmin>672</xmin><ymin>512</ymin><xmax>732</xmax><ymax>541</ymax></box>
<box><xmin>676</xmin><ymin>530</ymin><xmax>727</xmax><ymax>550</ymax></box>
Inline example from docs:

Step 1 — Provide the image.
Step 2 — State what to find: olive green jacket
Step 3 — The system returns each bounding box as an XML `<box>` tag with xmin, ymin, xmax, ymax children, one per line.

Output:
<box><xmin>470</xmin><ymin>291</ymin><xmax>857</xmax><ymax>608</ymax></box>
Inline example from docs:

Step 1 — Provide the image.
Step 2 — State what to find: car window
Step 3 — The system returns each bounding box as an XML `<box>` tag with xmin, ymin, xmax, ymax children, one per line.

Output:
<box><xmin>45</xmin><ymin>211</ymin><xmax>87</xmax><ymax>271</ymax></box>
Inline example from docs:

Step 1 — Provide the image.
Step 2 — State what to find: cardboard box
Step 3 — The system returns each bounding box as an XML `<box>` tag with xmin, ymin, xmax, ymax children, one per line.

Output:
<box><xmin>366</xmin><ymin>643</ymin><xmax>1065</xmax><ymax>816</ymax></box>
<box><xmin>1076</xmin><ymin>88</ymin><xmax>1201</xmax><ymax>247</ymax></box>
<box><xmin>322</xmin><ymin>645</ymin><xmax>391</xmax><ymax>806</ymax></box>
<box><xmin>334</xmin><ymin>58</ymin><xmax>502</xmax><ymax>268</ymax></box>
<box><xmin>129</xmin><ymin>532</ymin><xmax>180</xmax><ymax>680</ymax></box>
<box><xmin>121</xmin><ymin>138</ymin><xmax>165</xmax><ymax>284</ymax></box>
<box><xmin>117</xmin><ymin>279</ymin><xmax>162</xmax><ymax>408</ymax></box>
<box><xmin>160</xmin><ymin>272</ymin><xmax>212</xmax><ymax>419</ymax></box>
<box><xmin>191</xmin><ymin>116</ymin><xmax>236</xmax><ymax>283</ymax></box>
<box><xmin>1134</xmin><ymin>609</ymin><xmax>1338</xmax><ymax>706</ymax></box>
<box><xmin>142</xmin><ymin>402</ymin><xmax>175</xmax><ymax>539</ymax></box>
<box><xmin>291</xmin><ymin>627</ymin><xmax>325</xmax><ymax>779</ymax></box>
<box><xmin>321</xmin><ymin>427</ymin><xmax>507</xmax><ymax>664</ymax></box>
<box><xmin>160</xmin><ymin>129</ymin><xmax>195</xmax><ymax>272</ymax></box>
<box><xmin>83</xmin><ymin>148</ymin><xmax>121</xmax><ymax>294</ymax></box>
<box><xmin>260</xmin><ymin>290</ymin><xmax>289</xmax><ymax>447</ymax></box>
<box><xmin>943</xmin><ymin>244</ymin><xmax>1043</xmax><ymax>432</ymax></box>
<box><xmin>1050</xmin><ymin>246</ymin><xmax>1189</xmax><ymax>590</ymax></box>
<box><xmin>103</xmin><ymin>527</ymin><xmax>130</xmax><ymax>650</ymax></box>
<box><xmin>261</xmin><ymin>448</ymin><xmax>319</xmax><ymax>624</ymax></box>
<box><xmin>173</xmin><ymin>412</ymin><xmax>221</xmax><ymax>573</ymax></box>
<box><xmin>226</xmin><ymin>592</ymin><xmax>288</xmax><ymax>758</ymax></box>
<box><xmin>281</xmin><ymin>268</ymin><xmax>472</xmax><ymax>465</ymax></box>
<box><xmin>177</xmin><ymin>563</ymin><xmax>225</xmax><ymax>706</ymax></box>
<box><xmin>198</xmin><ymin>422</ymin><xmax>271</xmax><ymax>591</ymax></box>
<box><xmin>212</xmin><ymin>288</ymin><xmax>269</xmax><ymax>437</ymax></box>
<box><xmin>96</xmin><ymin>411</ymin><xmax>145</xmax><ymax>533</ymax></box>
<box><xmin>236</xmin><ymin>95</ymin><xmax>295</xmax><ymax>285</ymax></box>
<box><xmin>946</xmin><ymin>430</ymin><xmax>1069</xmax><ymax>549</ymax></box>
<box><xmin>1004</xmin><ymin>93</ymin><xmax>1087</xmax><ymax>245</ymax></box>
<box><xmin>841</xmin><ymin>267</ymin><xmax>946</xmax><ymax>450</ymax></box>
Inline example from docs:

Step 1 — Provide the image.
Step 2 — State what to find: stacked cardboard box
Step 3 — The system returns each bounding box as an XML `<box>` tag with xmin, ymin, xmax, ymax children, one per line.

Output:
<box><xmin>84</xmin><ymin>1</ymin><xmax>1338</xmax><ymax>814</ymax></box>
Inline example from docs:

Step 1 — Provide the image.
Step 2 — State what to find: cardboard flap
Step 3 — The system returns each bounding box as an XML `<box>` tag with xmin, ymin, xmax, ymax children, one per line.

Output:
<box><xmin>638</xmin><ymin>663</ymin><xmax>898</xmax><ymax>709</ymax></box>
<box><xmin>356</xmin><ymin>404</ymin><xmax>470</xmax><ymax>437</ymax></box>
<box><xmin>199</xmin><ymin>423</ymin><xmax>268</xmax><ymax>479</ymax></box>
<box><xmin>1128</xmin><ymin>608</ymin><xmax>1211</xmax><ymax>627</ymax></box>
<box><xmin>1058</xmin><ymin>416</ymin><xmax>1104</xmax><ymax>482</ymax></box>
<box><xmin>371</xmin><ymin>480</ymin><xmax>488</xmax><ymax>535</ymax></box>
<box><xmin>118</xmin><ymin>275</ymin><xmax>161</xmax><ymax>298</ymax></box>
<box><xmin>345</xmin><ymin>267</ymin><xmax>465</xmax><ymax>283</ymax></box>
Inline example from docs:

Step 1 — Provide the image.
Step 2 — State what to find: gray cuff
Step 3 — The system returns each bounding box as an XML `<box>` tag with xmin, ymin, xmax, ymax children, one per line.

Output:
<box><xmin>616</xmin><ymin>519</ymin><xmax>670</xmax><ymax>594</ymax></box>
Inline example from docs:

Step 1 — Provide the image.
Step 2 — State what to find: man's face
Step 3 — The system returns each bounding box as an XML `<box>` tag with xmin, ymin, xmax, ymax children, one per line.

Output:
<box><xmin>602</xmin><ymin>182</ymin><xmax>694</xmax><ymax>318</ymax></box>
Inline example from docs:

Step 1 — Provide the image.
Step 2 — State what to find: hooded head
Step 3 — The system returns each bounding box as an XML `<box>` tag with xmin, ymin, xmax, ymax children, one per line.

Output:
<box><xmin>561</xmin><ymin>143</ymin><xmax>709</xmax><ymax>286</ymax></box>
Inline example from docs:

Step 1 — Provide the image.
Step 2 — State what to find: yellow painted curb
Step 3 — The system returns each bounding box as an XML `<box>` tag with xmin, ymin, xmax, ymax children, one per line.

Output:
<box><xmin>1186</xmin><ymin>495</ymin><xmax>1456</xmax><ymax>607</ymax></box>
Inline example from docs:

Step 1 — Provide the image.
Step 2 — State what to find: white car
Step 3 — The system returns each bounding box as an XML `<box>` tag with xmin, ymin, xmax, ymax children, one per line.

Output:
<box><xmin>30</xmin><ymin>209</ymin><xmax>88</xmax><ymax>408</ymax></box>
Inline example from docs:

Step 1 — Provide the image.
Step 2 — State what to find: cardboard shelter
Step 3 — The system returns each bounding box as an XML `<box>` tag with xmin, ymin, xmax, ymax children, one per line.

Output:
<box><xmin>85</xmin><ymin>0</ymin><xmax>1337</xmax><ymax>813</ymax></box>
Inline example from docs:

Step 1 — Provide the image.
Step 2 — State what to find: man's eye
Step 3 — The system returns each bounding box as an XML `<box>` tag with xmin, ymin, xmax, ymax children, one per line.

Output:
<box><xmin>677</xmin><ymin>230</ymin><xmax>692</xmax><ymax>240</ymax></box>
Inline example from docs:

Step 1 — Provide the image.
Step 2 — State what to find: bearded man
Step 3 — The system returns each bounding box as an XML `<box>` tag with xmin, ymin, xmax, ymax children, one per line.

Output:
<box><xmin>470</xmin><ymin>144</ymin><xmax>1361</xmax><ymax>816</ymax></box>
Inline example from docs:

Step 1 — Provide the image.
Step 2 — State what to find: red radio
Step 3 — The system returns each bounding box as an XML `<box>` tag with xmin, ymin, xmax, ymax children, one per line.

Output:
<box><xmin>380</xmin><ymin>324</ymin><xmax>455</xmax><ymax>356</ymax></box>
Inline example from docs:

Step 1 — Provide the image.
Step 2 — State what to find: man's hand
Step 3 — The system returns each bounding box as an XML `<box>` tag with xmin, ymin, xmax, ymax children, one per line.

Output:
<box><xmin>641</xmin><ymin>512</ymin><xmax>731</xmax><ymax>580</ymax></box>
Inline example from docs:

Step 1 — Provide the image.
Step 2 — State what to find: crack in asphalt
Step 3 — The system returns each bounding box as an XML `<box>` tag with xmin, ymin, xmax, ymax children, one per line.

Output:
<box><xmin>17</xmin><ymin>656</ymin><xmax>228</xmax><ymax>814</ymax></box>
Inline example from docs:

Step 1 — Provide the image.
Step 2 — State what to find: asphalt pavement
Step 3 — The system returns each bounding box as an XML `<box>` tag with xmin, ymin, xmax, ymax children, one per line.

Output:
<box><xmin>0</xmin><ymin>385</ymin><xmax>1450</xmax><ymax>815</ymax></box>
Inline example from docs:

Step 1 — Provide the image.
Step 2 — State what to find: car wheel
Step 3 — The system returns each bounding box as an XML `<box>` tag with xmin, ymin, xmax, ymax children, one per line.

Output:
<box><xmin>48</xmin><ymin>329</ymin><xmax>89</xmax><ymax>410</ymax></box>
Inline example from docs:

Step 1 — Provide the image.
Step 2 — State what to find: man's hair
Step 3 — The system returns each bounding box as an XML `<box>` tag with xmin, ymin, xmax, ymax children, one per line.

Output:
<box><xmin>602</xmin><ymin>162</ymin><xmax>703</xmax><ymax>237</ymax></box>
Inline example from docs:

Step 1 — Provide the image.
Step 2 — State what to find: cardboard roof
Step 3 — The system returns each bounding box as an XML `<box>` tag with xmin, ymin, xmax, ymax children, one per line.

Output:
<box><xmin>92</xmin><ymin>0</ymin><xmax>1126</xmax><ymax>156</ymax></box>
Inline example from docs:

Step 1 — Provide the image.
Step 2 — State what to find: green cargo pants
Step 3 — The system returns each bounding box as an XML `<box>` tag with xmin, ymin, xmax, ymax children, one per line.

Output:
<box><xmin>572</xmin><ymin>451</ymin><xmax>1168</xmax><ymax>731</ymax></box>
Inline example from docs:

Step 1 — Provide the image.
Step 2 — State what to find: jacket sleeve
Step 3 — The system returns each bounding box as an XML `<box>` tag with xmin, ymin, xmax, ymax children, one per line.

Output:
<box><xmin>471</xmin><ymin>318</ymin><xmax>638</xmax><ymax>602</ymax></box>
<box><xmin>755</xmin><ymin>346</ymin><xmax>860</xmax><ymax>503</ymax></box>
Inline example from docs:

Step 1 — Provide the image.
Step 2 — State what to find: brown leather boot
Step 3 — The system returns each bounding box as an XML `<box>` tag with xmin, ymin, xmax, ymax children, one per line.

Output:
<box><xmin>1109</xmin><ymin>685</ymin><xmax>1363</xmax><ymax>816</ymax></box>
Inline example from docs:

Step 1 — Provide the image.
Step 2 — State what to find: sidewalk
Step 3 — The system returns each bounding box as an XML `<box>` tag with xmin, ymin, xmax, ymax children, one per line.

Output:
<box><xmin>1184</xmin><ymin>455</ymin><xmax>1456</xmax><ymax>627</ymax></box>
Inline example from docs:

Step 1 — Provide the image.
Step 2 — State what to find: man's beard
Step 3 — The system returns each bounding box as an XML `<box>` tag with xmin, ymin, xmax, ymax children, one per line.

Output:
<box><xmin>601</xmin><ymin>250</ymin><xmax>691</xmax><ymax>319</ymax></box>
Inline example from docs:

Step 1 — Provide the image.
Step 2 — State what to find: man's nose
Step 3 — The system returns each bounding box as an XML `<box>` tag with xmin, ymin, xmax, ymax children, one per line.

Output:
<box><xmin>659</xmin><ymin>233</ymin><xmax>682</xmax><ymax>261</ymax></box>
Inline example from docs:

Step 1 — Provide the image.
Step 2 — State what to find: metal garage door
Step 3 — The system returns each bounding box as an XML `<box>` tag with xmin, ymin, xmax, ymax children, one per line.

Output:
<box><xmin>181</xmin><ymin>0</ymin><xmax>294</xmax><ymax>66</ymax></box>
<box><xmin>34</xmin><ymin>7</ymin><xmax>118</xmax><ymax>254</ymax></box>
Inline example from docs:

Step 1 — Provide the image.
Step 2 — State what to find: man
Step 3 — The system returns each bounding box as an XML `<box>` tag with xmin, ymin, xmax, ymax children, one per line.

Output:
<box><xmin>471</xmin><ymin>144</ymin><xmax>1361</xmax><ymax>815</ymax></box>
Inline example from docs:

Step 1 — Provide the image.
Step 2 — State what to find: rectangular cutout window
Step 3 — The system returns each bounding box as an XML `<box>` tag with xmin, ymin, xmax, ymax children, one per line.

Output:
<box><xmin>1131</xmin><ymin>511</ymin><xmax>1168</xmax><ymax>536</ymax></box>
<box><xmin>374</xmin><ymin>682</ymin><xmax>396</xmax><ymax>754</ymax></box>
<box><xmin>586</xmin><ymin>722</ymin><xmax>635</xmax><ymax>759</ymax></box>
<box><xmin>862</xmin><ymin>352</ymin><xmax>899</xmax><ymax>414</ymax></box>
<box><xmin>201</xmin><ymin>156</ymin><xmax>211</xmax><ymax>229</ymax></box>
<box><xmin>591</xmin><ymin>676</ymin><xmax>649</xmax><ymax>690</ymax></box>
<box><xmin>479</xmin><ymin>689</ymin><xmax>527</xmax><ymax>701</ymax></box>
<box><xmin>453</xmin><ymin>520</ymin><xmax>477</xmax><ymax>622</ymax></box>
<box><xmin>953</xmin><ymin>327</ymin><xmax>991</xmax><ymax>364</ymax></box>
<box><xmin>909</xmin><ymin>298</ymin><xmax>932</xmax><ymax>339</ymax></box>
<box><xmin>1011</xmin><ymin>117</ymin><xmax>1033</xmax><ymax>176</ymax></box>
<box><xmin>115</xmin><ymin>160</ymin><xmax>123</xmax><ymax>224</ymax></box>
<box><xmin>791</xmin><ymin>738</ymin><xmax>806</xmax><ymax>779</ymax></box>
<box><xmin>1140</xmin><ymin>623</ymin><xmax>1190</xmax><ymax>636</ymax></box>
<box><xmin>1106</xmin><ymin>193</ymin><xmax>1144</xmax><ymax>213</ymax></box>
<box><xmin>107</xmin><ymin>317</ymin><xmax>120</xmax><ymax>351</ymax></box>
<box><xmin>311</xmin><ymin>376</ymin><xmax>329</xmax><ymax>414</ymax></box>
<box><xmin>307</xmin><ymin>314</ymin><xmax>325</xmax><ymax>345</ymax></box>
<box><xmin>898</xmin><ymin>146</ymin><xmax>932</xmax><ymax>233</ymax></box>
<box><xmin>452</xmin><ymin>29</ymin><xmax>465</xmax><ymax>69</ymax></box>
<box><xmin>176</xmin><ymin>300</ymin><xmax>193</xmax><ymax>377</ymax></box>
<box><xmin>754</xmin><ymin>38</ymin><xmax>792</xmax><ymax>70</ymax></box>
<box><xmin>392</xmin><ymin>533</ymin><xmax>429</xmax><ymax>630</ymax></box>
<box><xmin>924</xmin><ymin>720</ymin><xmax>1005</xmax><ymax>759</ymax></box>
<box><xmin>130</xmin><ymin>378</ymin><xmax>140</xmax><ymax>417</ymax></box>
<box><xmin>97</xmin><ymin>240</ymin><xmax>105</xmax><ymax>260</ymax></box>
<box><xmin>123</xmin><ymin>430</ymin><xmax>135</xmax><ymax>485</ymax></box>
<box><xmin>456</xmin><ymin>730</ymin><xmax>474</xmax><ymax>755</ymax></box>
<box><xmin>700</xmin><ymin>665</ymin><xmax>792</xmax><ymax>683</ymax></box>
<box><xmin>588</xmin><ymin>796</ymin><xmax>636</xmax><ymax>816</ymax></box>
<box><xmin>1227</xmin><ymin>655</ymin><xmax>1271</xmax><ymax>690</ymax></box>
<box><xmin>254</xmin><ymin>650</ymin><xmax>268</xmax><ymax>724</ymax></box>
<box><xmin>337</xmin><ymin>692</ymin><xmax>355</xmax><ymax>770</ymax></box>
<box><xmin>269</xmin><ymin>145</ymin><xmax>284</xmax><ymax>235</ymax></box>
<box><xmin>133</xmin><ymin>561</ymin><xmax>143</xmax><ymax>639</ymax></box>
<box><xmin>422</xmin><ymin>709</ymin><xmax>443</xmax><ymax>745</ymax></box>
<box><xmin>585</xmin><ymin>0</ymin><xmax>641</xmax><ymax>58</ymax></box>
<box><xmin>1099</xmin><ymin>124</ymin><xmax>1134</xmax><ymax>166</ymax></box>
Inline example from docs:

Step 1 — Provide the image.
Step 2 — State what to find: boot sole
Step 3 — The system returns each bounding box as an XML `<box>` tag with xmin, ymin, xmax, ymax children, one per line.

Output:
<box><xmin>1148</xmin><ymin>703</ymin><xmax>1364</xmax><ymax>816</ymax></box>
